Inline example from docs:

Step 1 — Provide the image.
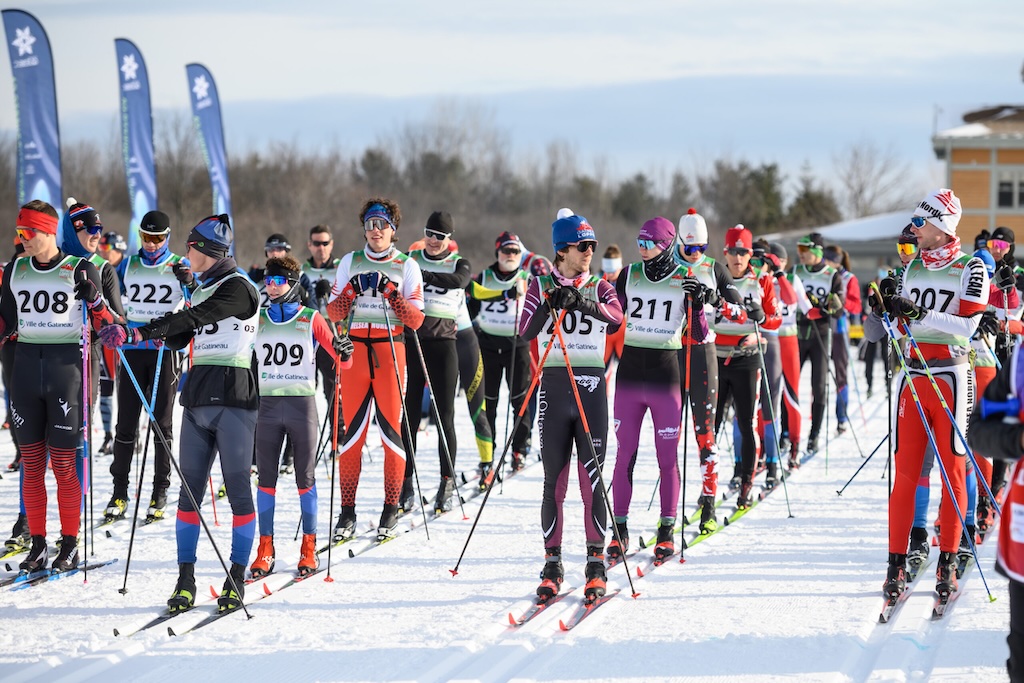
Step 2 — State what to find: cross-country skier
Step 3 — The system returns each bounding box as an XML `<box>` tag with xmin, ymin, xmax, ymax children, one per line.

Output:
<box><xmin>96</xmin><ymin>230</ymin><xmax>127</xmax><ymax>455</ymax></box>
<box><xmin>303</xmin><ymin>224</ymin><xmax>343</xmax><ymax>455</ymax></box>
<box><xmin>822</xmin><ymin>245</ymin><xmax>862</xmax><ymax>436</ymax></box>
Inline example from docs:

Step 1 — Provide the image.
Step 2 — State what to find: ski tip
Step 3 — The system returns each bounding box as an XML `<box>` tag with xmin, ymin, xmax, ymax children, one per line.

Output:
<box><xmin>105</xmin><ymin>530</ymin><xmax>113</xmax><ymax>538</ymax></box>
<box><xmin>167</xmin><ymin>626</ymin><xmax>176</xmax><ymax>637</ymax></box>
<box><xmin>347</xmin><ymin>549</ymin><xmax>356</xmax><ymax>558</ymax></box>
<box><xmin>262</xmin><ymin>583</ymin><xmax>272</xmax><ymax>596</ymax></box>
<box><xmin>209</xmin><ymin>586</ymin><xmax>218</xmax><ymax>599</ymax></box>
<box><xmin>112</xmin><ymin>628</ymin><xmax>120</xmax><ymax>637</ymax></box>
<box><xmin>507</xmin><ymin>613</ymin><xmax>517</xmax><ymax>626</ymax></box>
<box><xmin>636</xmin><ymin>566</ymin><xmax>645</xmax><ymax>578</ymax></box>
<box><xmin>558</xmin><ymin>619</ymin><xmax>569</xmax><ymax>631</ymax></box>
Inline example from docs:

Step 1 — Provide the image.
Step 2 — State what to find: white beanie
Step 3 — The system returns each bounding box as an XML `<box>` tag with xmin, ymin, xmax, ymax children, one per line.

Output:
<box><xmin>913</xmin><ymin>189</ymin><xmax>962</xmax><ymax>235</ymax></box>
<box><xmin>678</xmin><ymin>207</ymin><xmax>708</xmax><ymax>245</ymax></box>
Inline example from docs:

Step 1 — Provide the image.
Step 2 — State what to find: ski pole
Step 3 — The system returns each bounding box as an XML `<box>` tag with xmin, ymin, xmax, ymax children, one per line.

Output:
<box><xmin>80</xmin><ymin>293</ymin><xmax>91</xmax><ymax>579</ymax></box>
<box><xmin>115</xmin><ymin>346</ymin><xmax>252</xmax><ymax>619</ymax></box>
<box><xmin>754</xmin><ymin>320</ymin><xmax>793</xmax><ymax>518</ymax></box>
<box><xmin>325</xmin><ymin>353</ymin><xmax>342</xmax><ymax>583</ymax></box>
<box><xmin>450</xmin><ymin>313</ymin><xmax>565</xmax><ymax>576</ymax></box>
<box><xmin>877</xmin><ymin>306</ymin><xmax>995</xmax><ymax>602</ymax></box>
<box><xmin>679</xmin><ymin>315</ymin><xmax>693</xmax><ymax>537</ymax></box>
<box><xmin>885</xmin><ymin>330</ymin><xmax>893</xmax><ymax>497</ymax></box>
<box><xmin>544</xmin><ymin>297</ymin><xmax>639</xmax><ymax>598</ymax></box>
<box><xmin>208</xmin><ymin>477</ymin><xmax>220</xmax><ymax>526</ymax></box>
<box><xmin>119</xmin><ymin>343</ymin><xmax>165</xmax><ymax>593</ymax></box>
<box><xmin>843</xmin><ymin>324</ymin><xmax>869</xmax><ymax>428</ymax></box>
<box><xmin>381</xmin><ymin>304</ymin><xmax>430</xmax><ymax>539</ymax></box>
<box><xmin>408</xmin><ymin>330</ymin><xmax>466</xmax><ymax>519</ymax></box>
<box><xmin>503</xmin><ymin>284</ymin><xmax>523</xmax><ymax>457</ymax></box>
<box><xmin>835</xmin><ymin>433</ymin><xmax>890</xmax><ymax>496</ymax></box>
<box><xmin>809</xmin><ymin>318</ymin><xmax>867</xmax><ymax>463</ymax></box>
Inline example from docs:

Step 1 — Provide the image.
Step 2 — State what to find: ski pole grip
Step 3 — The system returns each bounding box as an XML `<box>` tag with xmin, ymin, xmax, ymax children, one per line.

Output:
<box><xmin>979</xmin><ymin>396</ymin><xmax>1021</xmax><ymax>420</ymax></box>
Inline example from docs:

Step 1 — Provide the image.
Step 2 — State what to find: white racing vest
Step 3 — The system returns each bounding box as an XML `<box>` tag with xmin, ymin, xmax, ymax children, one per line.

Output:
<box><xmin>535</xmin><ymin>274</ymin><xmax>607</xmax><ymax>368</ymax></box>
<box><xmin>121</xmin><ymin>253</ymin><xmax>186</xmax><ymax>324</ymax></box>
<box><xmin>900</xmin><ymin>252</ymin><xmax>984</xmax><ymax>352</ymax></box>
<box><xmin>190</xmin><ymin>271</ymin><xmax>259</xmax><ymax>368</ymax></box>
<box><xmin>712</xmin><ymin>270</ymin><xmax>764</xmax><ymax>337</ymax></box>
<box><xmin>410</xmin><ymin>249</ymin><xmax>462</xmax><ymax>320</ymax></box>
<box><xmin>622</xmin><ymin>261</ymin><xmax>687</xmax><ymax>350</ymax></box>
<box><xmin>10</xmin><ymin>255</ymin><xmax>84</xmax><ymax>345</ymax></box>
<box><xmin>257</xmin><ymin>306</ymin><xmax>318</xmax><ymax>396</ymax></box>
<box><xmin>681</xmin><ymin>253</ymin><xmax>719</xmax><ymax>344</ymax></box>
<box><xmin>347</xmin><ymin>251</ymin><xmax>413</xmax><ymax>328</ymax></box>
<box><xmin>474</xmin><ymin>268</ymin><xmax>529</xmax><ymax>337</ymax></box>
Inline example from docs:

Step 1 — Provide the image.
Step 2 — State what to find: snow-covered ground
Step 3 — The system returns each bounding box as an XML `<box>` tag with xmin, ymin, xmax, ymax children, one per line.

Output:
<box><xmin>0</xmin><ymin>364</ymin><xmax>1011</xmax><ymax>682</ymax></box>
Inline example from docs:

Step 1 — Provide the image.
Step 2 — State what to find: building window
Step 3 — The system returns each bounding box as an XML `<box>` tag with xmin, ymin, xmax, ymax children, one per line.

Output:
<box><xmin>996</xmin><ymin>171</ymin><xmax>1024</xmax><ymax>209</ymax></box>
<box><xmin>999</xmin><ymin>180</ymin><xmax>1014</xmax><ymax>207</ymax></box>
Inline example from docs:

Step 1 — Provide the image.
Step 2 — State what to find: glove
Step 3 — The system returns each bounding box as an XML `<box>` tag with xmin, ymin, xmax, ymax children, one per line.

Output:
<box><xmin>763</xmin><ymin>253</ymin><xmax>781</xmax><ymax>274</ymax></box>
<box><xmin>502</xmin><ymin>285</ymin><xmax>520</xmax><ymax>300</ymax></box>
<box><xmin>172</xmin><ymin>262</ymin><xmax>194</xmax><ymax>286</ymax></box>
<box><xmin>73</xmin><ymin>276</ymin><xmax>100</xmax><ymax>306</ymax></box>
<box><xmin>995</xmin><ymin>265</ymin><xmax>1016</xmax><ymax>292</ymax></box>
<box><xmin>745</xmin><ymin>300</ymin><xmax>766</xmax><ymax>324</ymax></box>
<box><xmin>356</xmin><ymin>272</ymin><xmax>381</xmax><ymax>294</ymax></box>
<box><xmin>878</xmin><ymin>276</ymin><xmax>898</xmax><ymax>300</ymax></box>
<box><xmin>890</xmin><ymin>296</ymin><xmax>927</xmax><ymax>322</ymax></box>
<box><xmin>821</xmin><ymin>293</ymin><xmax>842</xmax><ymax>315</ymax></box>
<box><xmin>98</xmin><ymin>323</ymin><xmax>140</xmax><ymax>349</ymax></box>
<box><xmin>868</xmin><ymin>286</ymin><xmax>889</xmax><ymax>318</ymax></box>
<box><xmin>978</xmin><ymin>310</ymin><xmax>999</xmax><ymax>336</ymax></box>
<box><xmin>549</xmin><ymin>285</ymin><xmax>584</xmax><ymax>311</ymax></box>
<box><xmin>376</xmin><ymin>273</ymin><xmax>398</xmax><ymax>299</ymax></box>
<box><xmin>681</xmin><ymin>278</ymin><xmax>714</xmax><ymax>307</ymax></box>
<box><xmin>333</xmin><ymin>334</ymin><xmax>354</xmax><ymax>362</ymax></box>
<box><xmin>314</xmin><ymin>279</ymin><xmax>332</xmax><ymax>300</ymax></box>
<box><xmin>806</xmin><ymin>293</ymin><xmax>821</xmax><ymax>309</ymax></box>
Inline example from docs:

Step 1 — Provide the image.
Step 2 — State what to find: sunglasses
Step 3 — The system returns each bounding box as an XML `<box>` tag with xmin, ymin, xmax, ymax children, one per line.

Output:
<box><xmin>424</xmin><ymin>228</ymin><xmax>450</xmax><ymax>241</ymax></box>
<box><xmin>909</xmin><ymin>214</ymin><xmax>953</xmax><ymax>229</ymax></box>
<box><xmin>682</xmin><ymin>244</ymin><xmax>706</xmax><ymax>256</ymax></box>
<box><xmin>76</xmin><ymin>223</ymin><xmax>103</xmax><ymax>236</ymax></box>
<box><xmin>141</xmin><ymin>232</ymin><xmax>167</xmax><ymax>245</ymax></box>
<box><xmin>637</xmin><ymin>239</ymin><xmax>658</xmax><ymax>251</ymax></box>
<box><xmin>310</xmin><ymin>239</ymin><xmax>332</xmax><ymax>247</ymax></box>
<box><xmin>897</xmin><ymin>242</ymin><xmax>919</xmax><ymax>257</ymax></box>
<box><xmin>727</xmin><ymin>247</ymin><xmax>751</xmax><ymax>257</ymax></box>
<box><xmin>988</xmin><ymin>239</ymin><xmax>1011</xmax><ymax>251</ymax></box>
<box><xmin>364</xmin><ymin>218</ymin><xmax>391</xmax><ymax>232</ymax></box>
<box><xmin>264</xmin><ymin>275</ymin><xmax>289</xmax><ymax>287</ymax></box>
<box><xmin>15</xmin><ymin>227</ymin><xmax>37</xmax><ymax>241</ymax></box>
<box><xmin>499</xmin><ymin>247</ymin><xmax>521</xmax><ymax>256</ymax></box>
<box><xmin>573</xmin><ymin>241</ymin><xmax>597</xmax><ymax>253</ymax></box>
<box><xmin>796</xmin><ymin>243</ymin><xmax>818</xmax><ymax>252</ymax></box>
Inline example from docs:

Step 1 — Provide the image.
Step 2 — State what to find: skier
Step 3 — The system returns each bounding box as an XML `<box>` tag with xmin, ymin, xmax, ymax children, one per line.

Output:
<box><xmin>772</xmin><ymin>243</ymin><xmax>811</xmax><ymax>469</ymax></box>
<box><xmin>326</xmin><ymin>198</ymin><xmax>424</xmax><ymax>543</ymax></box>
<box><xmin>250</xmin><ymin>254</ymin><xmax>352</xmax><ymax>579</ymax></box>
<box><xmin>609</xmin><ymin>217</ymin><xmax>707</xmax><ymax>560</ymax></box>
<box><xmin>520</xmin><ymin>212</ymin><xmax>622</xmax><ymax>602</ymax></box>
<box><xmin>250</xmin><ymin>234</ymin><xmax>312</xmax><ymax>309</ymax></box>
<box><xmin>404</xmin><ymin>211</ymin><xmax>471</xmax><ymax>513</ymax></box>
<box><xmin>303</xmin><ymin>224</ymin><xmax>342</xmax><ymax>455</ymax></box>
<box><xmin>863</xmin><ymin>189</ymin><xmax>986</xmax><ymax>605</ymax></box>
<box><xmin>96</xmin><ymin>230</ymin><xmax>127</xmax><ymax>455</ymax></box>
<box><xmin>2</xmin><ymin>200</ymin><xmax>116</xmax><ymax>573</ymax></box>
<box><xmin>106</xmin><ymin>210</ymin><xmax>189</xmax><ymax>524</ymax></box>
<box><xmin>822</xmin><ymin>245</ymin><xmax>862</xmax><ymax>435</ymax></box>
<box><xmin>100</xmin><ymin>214</ymin><xmax>260</xmax><ymax>613</ymax></box>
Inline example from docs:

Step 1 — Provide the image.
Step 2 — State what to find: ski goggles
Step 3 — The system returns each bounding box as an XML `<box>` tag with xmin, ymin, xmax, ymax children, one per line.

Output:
<box><xmin>264</xmin><ymin>275</ymin><xmax>289</xmax><ymax>287</ymax></box>
<box><xmin>15</xmin><ymin>227</ymin><xmax>38</xmax><ymax>241</ymax></box>
<box><xmin>141</xmin><ymin>232</ymin><xmax>167</xmax><ymax>245</ymax></box>
<box><xmin>499</xmin><ymin>246</ymin><xmax>521</xmax><ymax>256</ymax></box>
<box><xmin>988</xmin><ymin>239</ymin><xmax>1011</xmax><ymax>251</ymax></box>
<box><xmin>572</xmin><ymin>241</ymin><xmax>597</xmax><ymax>253</ymax></box>
<box><xmin>636</xmin><ymin>239</ymin><xmax>659</xmax><ymax>251</ymax></box>
<box><xmin>896</xmin><ymin>242</ymin><xmax>919</xmax><ymax>257</ymax></box>
<box><xmin>75</xmin><ymin>223</ymin><xmax>103</xmax><ymax>236</ymax></box>
<box><xmin>682</xmin><ymin>244</ymin><xmax>706</xmax><ymax>255</ymax></box>
<box><xmin>726</xmin><ymin>247</ymin><xmax>751</xmax><ymax>257</ymax></box>
<box><xmin>363</xmin><ymin>218</ymin><xmax>392</xmax><ymax>232</ymax></box>
<box><xmin>424</xmin><ymin>228</ymin><xmax>450</xmax><ymax>241</ymax></box>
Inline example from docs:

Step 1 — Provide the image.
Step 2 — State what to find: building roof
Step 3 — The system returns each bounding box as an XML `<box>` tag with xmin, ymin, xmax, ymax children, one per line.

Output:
<box><xmin>933</xmin><ymin>105</ymin><xmax>1024</xmax><ymax>157</ymax></box>
<box><xmin>761</xmin><ymin>210</ymin><xmax>908</xmax><ymax>244</ymax></box>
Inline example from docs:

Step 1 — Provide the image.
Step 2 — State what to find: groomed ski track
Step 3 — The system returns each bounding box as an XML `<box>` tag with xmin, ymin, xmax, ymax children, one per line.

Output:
<box><xmin>0</xmin><ymin>379</ymin><xmax>1009</xmax><ymax>682</ymax></box>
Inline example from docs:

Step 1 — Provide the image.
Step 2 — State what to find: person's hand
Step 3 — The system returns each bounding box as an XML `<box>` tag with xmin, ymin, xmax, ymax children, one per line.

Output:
<box><xmin>73</xmin><ymin>276</ymin><xmax>100</xmax><ymax>306</ymax></box>
<box><xmin>172</xmin><ymin>262</ymin><xmax>194</xmax><ymax>286</ymax></box>
<box><xmin>333</xmin><ymin>334</ymin><xmax>354</xmax><ymax>362</ymax></box>
<box><xmin>314</xmin><ymin>279</ymin><xmax>332</xmax><ymax>300</ymax></box>
<box><xmin>868</xmin><ymin>286</ymin><xmax>889</xmax><ymax>318</ymax></box>
<box><xmin>995</xmin><ymin>264</ymin><xmax>1016</xmax><ymax>292</ymax></box>
<box><xmin>503</xmin><ymin>285</ymin><xmax>520</xmax><ymax>300</ymax></box>
<box><xmin>98</xmin><ymin>323</ymin><xmax>140</xmax><ymax>349</ymax></box>
<box><xmin>745</xmin><ymin>300</ymin><xmax>766</xmax><ymax>324</ymax></box>
<box><xmin>681</xmin><ymin>278</ymin><xmax>711</xmax><ymax>306</ymax></box>
<box><xmin>978</xmin><ymin>310</ymin><xmax>999</xmax><ymax>336</ymax></box>
<box><xmin>376</xmin><ymin>273</ymin><xmax>398</xmax><ymax>299</ymax></box>
<box><xmin>763</xmin><ymin>253</ymin><xmax>781</xmax><ymax>274</ymax></box>
<box><xmin>890</xmin><ymin>296</ymin><xmax>926</xmax><ymax>322</ymax></box>
<box><xmin>548</xmin><ymin>285</ymin><xmax>584</xmax><ymax>312</ymax></box>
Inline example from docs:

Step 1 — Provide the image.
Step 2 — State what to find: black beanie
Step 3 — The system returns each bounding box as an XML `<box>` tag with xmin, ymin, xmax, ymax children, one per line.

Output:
<box><xmin>425</xmin><ymin>211</ymin><xmax>454</xmax><ymax>236</ymax></box>
<box><xmin>993</xmin><ymin>226</ymin><xmax>1015</xmax><ymax>244</ymax></box>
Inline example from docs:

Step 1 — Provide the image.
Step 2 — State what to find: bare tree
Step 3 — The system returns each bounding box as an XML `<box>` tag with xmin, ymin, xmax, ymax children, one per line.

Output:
<box><xmin>832</xmin><ymin>140</ymin><xmax>913</xmax><ymax>218</ymax></box>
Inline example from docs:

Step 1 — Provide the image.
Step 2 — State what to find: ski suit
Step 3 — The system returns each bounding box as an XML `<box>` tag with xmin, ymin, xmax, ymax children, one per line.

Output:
<box><xmin>793</xmin><ymin>261</ymin><xmax>844</xmax><ymax>447</ymax></box>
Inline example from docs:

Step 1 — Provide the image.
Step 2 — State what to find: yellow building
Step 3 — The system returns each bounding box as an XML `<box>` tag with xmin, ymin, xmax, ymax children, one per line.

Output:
<box><xmin>932</xmin><ymin>105</ymin><xmax>1024</xmax><ymax>234</ymax></box>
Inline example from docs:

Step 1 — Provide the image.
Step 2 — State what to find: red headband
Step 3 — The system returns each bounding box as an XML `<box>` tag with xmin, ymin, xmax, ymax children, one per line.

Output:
<box><xmin>17</xmin><ymin>208</ymin><xmax>57</xmax><ymax>235</ymax></box>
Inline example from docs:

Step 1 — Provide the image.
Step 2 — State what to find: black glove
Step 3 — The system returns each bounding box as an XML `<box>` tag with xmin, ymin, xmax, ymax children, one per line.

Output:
<box><xmin>868</xmin><ymin>286</ymin><xmax>889</xmax><ymax>318</ymax></box>
<box><xmin>73</xmin><ymin>276</ymin><xmax>100</xmax><ymax>305</ymax></box>
<box><xmin>502</xmin><ymin>285</ymin><xmax>520</xmax><ymax>300</ymax></box>
<box><xmin>172</xmin><ymin>262</ymin><xmax>194</xmax><ymax>286</ymax></box>
<box><xmin>549</xmin><ymin>285</ymin><xmax>584</xmax><ymax>312</ymax></box>
<box><xmin>890</xmin><ymin>296</ymin><xmax>926</xmax><ymax>322</ymax></box>
<box><xmin>314</xmin><ymin>279</ymin><xmax>332</xmax><ymax>300</ymax></box>
<box><xmin>878</xmin><ymin>276</ymin><xmax>898</xmax><ymax>300</ymax></box>
<box><xmin>995</xmin><ymin>264</ymin><xmax>1016</xmax><ymax>292</ymax></box>
<box><xmin>376</xmin><ymin>273</ymin><xmax>399</xmax><ymax>299</ymax></box>
<box><xmin>681</xmin><ymin>278</ymin><xmax>716</xmax><ymax>306</ymax></box>
<box><xmin>978</xmin><ymin>310</ymin><xmax>1000</xmax><ymax>336</ymax></box>
<box><xmin>333</xmin><ymin>334</ymin><xmax>354</xmax><ymax>362</ymax></box>
<box><xmin>745</xmin><ymin>300</ymin><xmax>766</xmax><ymax>324</ymax></box>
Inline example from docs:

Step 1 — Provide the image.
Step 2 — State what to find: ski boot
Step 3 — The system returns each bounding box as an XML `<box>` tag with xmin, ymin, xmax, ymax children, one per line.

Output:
<box><xmin>536</xmin><ymin>546</ymin><xmax>563</xmax><ymax>602</ymax></box>
<box><xmin>765</xmin><ymin>461</ymin><xmax>779</xmax><ymax>490</ymax></box>
<box><xmin>509</xmin><ymin>452</ymin><xmax>526</xmax><ymax>472</ymax></box>
<box><xmin>5</xmin><ymin>451</ymin><xmax>19</xmax><ymax>472</ymax></box>
<box><xmin>146</xmin><ymin>488</ymin><xmax>167</xmax><ymax>522</ymax></box>
<box><xmin>935</xmin><ymin>551</ymin><xmax>958</xmax><ymax>600</ymax></box>
<box><xmin>729</xmin><ymin>463</ymin><xmax>742</xmax><ymax>489</ymax></box>
<box><xmin>18</xmin><ymin>536</ymin><xmax>48</xmax><ymax>573</ymax></box>
<box><xmin>250</xmin><ymin>535</ymin><xmax>275</xmax><ymax>579</ymax></box>
<box><xmin>168</xmin><ymin>563</ymin><xmax>196</xmax><ymax>614</ymax></box>
<box><xmin>434</xmin><ymin>476</ymin><xmax>455</xmax><ymax>514</ymax></box>
<box><xmin>477</xmin><ymin>461</ymin><xmax>494</xmax><ymax>491</ymax></box>
<box><xmin>883</xmin><ymin>553</ymin><xmax>907</xmax><ymax>599</ymax></box>
<box><xmin>399</xmin><ymin>476</ymin><xmax>416</xmax><ymax>514</ymax></box>
<box><xmin>99</xmin><ymin>432</ymin><xmax>114</xmax><ymax>456</ymax></box>
<box><xmin>297</xmin><ymin>534</ymin><xmax>319</xmax><ymax>577</ymax></box>
<box><xmin>836</xmin><ymin>421</ymin><xmax>848</xmax><ymax>436</ymax></box>
<box><xmin>778</xmin><ymin>435</ymin><xmax>791</xmax><ymax>457</ymax></box>
<box><xmin>5</xmin><ymin>513</ymin><xmax>29</xmax><ymax>551</ymax></box>
<box><xmin>51</xmin><ymin>535</ymin><xmax>79</xmax><ymax>573</ymax></box>
<box><xmin>737</xmin><ymin>477</ymin><xmax>754</xmax><ymax>509</ymax></box>
<box><xmin>104</xmin><ymin>490</ymin><xmax>129</xmax><ymax>521</ymax></box>
<box><xmin>217</xmin><ymin>483</ymin><xmax>227</xmax><ymax>498</ymax></box>
<box><xmin>698</xmin><ymin>495</ymin><xmax>719</xmax><ymax>534</ymax></box>
<box><xmin>977</xmin><ymin>494</ymin><xmax>994</xmax><ymax>539</ymax></box>
<box><xmin>606</xmin><ymin>518</ymin><xmax>629</xmax><ymax>565</ymax></box>
<box><xmin>787</xmin><ymin>443</ymin><xmax>801</xmax><ymax>471</ymax></box>
<box><xmin>218</xmin><ymin>563</ymin><xmax>246</xmax><ymax>613</ymax></box>
<box><xmin>584</xmin><ymin>545</ymin><xmax>607</xmax><ymax>603</ymax></box>
<box><xmin>377</xmin><ymin>504</ymin><xmax>399</xmax><ymax>542</ymax></box>
<box><xmin>806</xmin><ymin>437</ymin><xmax>819</xmax><ymax>457</ymax></box>
<box><xmin>653</xmin><ymin>521</ymin><xmax>675</xmax><ymax>564</ymax></box>
<box><xmin>906</xmin><ymin>526</ymin><xmax>930</xmax><ymax>580</ymax></box>
<box><xmin>333</xmin><ymin>506</ymin><xmax>357</xmax><ymax>543</ymax></box>
<box><xmin>957</xmin><ymin>525</ymin><xmax>976</xmax><ymax>575</ymax></box>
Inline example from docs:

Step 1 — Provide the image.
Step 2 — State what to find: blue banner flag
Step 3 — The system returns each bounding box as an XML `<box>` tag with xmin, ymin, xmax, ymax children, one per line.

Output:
<box><xmin>1</xmin><ymin>9</ymin><xmax>60</xmax><ymax>210</ymax></box>
<box><xmin>185</xmin><ymin>63</ymin><xmax>232</xmax><ymax>248</ymax></box>
<box><xmin>115</xmin><ymin>38</ymin><xmax>156</xmax><ymax>253</ymax></box>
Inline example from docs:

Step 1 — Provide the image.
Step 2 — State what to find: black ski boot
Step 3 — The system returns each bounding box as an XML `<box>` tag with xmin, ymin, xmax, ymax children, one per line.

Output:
<box><xmin>957</xmin><ymin>525</ymin><xmax>976</xmax><ymax>574</ymax></box>
<box><xmin>653</xmin><ymin>521</ymin><xmax>675</xmax><ymax>563</ymax></box>
<box><xmin>935</xmin><ymin>551</ymin><xmax>958</xmax><ymax>599</ymax></box>
<box><xmin>729</xmin><ymin>463</ymin><xmax>742</xmax><ymax>489</ymax></box>
<box><xmin>477</xmin><ymin>461</ymin><xmax>494</xmax><ymax>491</ymax></box>
<box><xmin>333</xmin><ymin>506</ymin><xmax>356</xmax><ymax>543</ymax></box>
<box><xmin>434</xmin><ymin>476</ymin><xmax>455</xmax><ymax>514</ymax></box>
<box><xmin>806</xmin><ymin>437</ymin><xmax>819</xmax><ymax>457</ymax></box>
<box><xmin>5</xmin><ymin>513</ymin><xmax>29</xmax><ymax>550</ymax></box>
<box><xmin>147</xmin><ymin>487</ymin><xmax>168</xmax><ymax>522</ymax></box>
<box><xmin>99</xmin><ymin>432</ymin><xmax>114</xmax><ymax>456</ymax></box>
<box><xmin>509</xmin><ymin>452</ymin><xmax>526</xmax><ymax>472</ymax></box>
<box><xmin>398</xmin><ymin>476</ymin><xmax>416</xmax><ymax>513</ymax></box>
<box><xmin>765</xmin><ymin>461</ymin><xmax>779</xmax><ymax>489</ymax></box>
<box><xmin>699</xmin><ymin>495</ymin><xmax>718</xmax><ymax>534</ymax></box>
<box><xmin>104</xmin><ymin>489</ymin><xmax>129</xmax><ymax>521</ymax></box>
<box><xmin>377</xmin><ymin>504</ymin><xmax>399</xmax><ymax>542</ymax></box>
<box><xmin>584</xmin><ymin>545</ymin><xmax>607</xmax><ymax>603</ymax></box>
<box><xmin>168</xmin><ymin>563</ymin><xmax>196</xmax><ymax>614</ymax></box>
<box><xmin>737</xmin><ymin>476</ymin><xmax>754</xmax><ymax>509</ymax></box>
<box><xmin>883</xmin><ymin>553</ymin><xmax>907</xmax><ymax>599</ymax></box>
<box><xmin>606</xmin><ymin>517</ymin><xmax>629</xmax><ymax>564</ymax></box>
<box><xmin>906</xmin><ymin>526</ymin><xmax>929</xmax><ymax>579</ymax></box>
<box><xmin>218</xmin><ymin>562</ymin><xmax>246</xmax><ymax>613</ymax></box>
<box><xmin>18</xmin><ymin>535</ymin><xmax>47</xmax><ymax>573</ymax></box>
<box><xmin>51</xmin><ymin>535</ymin><xmax>79</xmax><ymax>573</ymax></box>
<box><xmin>536</xmin><ymin>546</ymin><xmax>563</xmax><ymax>602</ymax></box>
<box><xmin>787</xmin><ymin>442</ymin><xmax>801</xmax><ymax>470</ymax></box>
<box><xmin>977</xmin><ymin>494</ymin><xmax>994</xmax><ymax>538</ymax></box>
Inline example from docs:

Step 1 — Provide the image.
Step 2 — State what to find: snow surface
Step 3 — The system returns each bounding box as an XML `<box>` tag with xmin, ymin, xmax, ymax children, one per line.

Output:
<box><xmin>0</xmin><ymin>364</ymin><xmax>1011</xmax><ymax>683</ymax></box>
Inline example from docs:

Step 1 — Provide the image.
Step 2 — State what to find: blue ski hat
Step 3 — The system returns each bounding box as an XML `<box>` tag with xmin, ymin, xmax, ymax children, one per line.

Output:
<box><xmin>974</xmin><ymin>247</ymin><xmax>996</xmax><ymax>278</ymax></box>
<box><xmin>59</xmin><ymin>199</ymin><xmax>102</xmax><ymax>258</ymax></box>
<box><xmin>187</xmin><ymin>214</ymin><xmax>233</xmax><ymax>258</ymax></box>
<box><xmin>552</xmin><ymin>213</ymin><xmax>596</xmax><ymax>252</ymax></box>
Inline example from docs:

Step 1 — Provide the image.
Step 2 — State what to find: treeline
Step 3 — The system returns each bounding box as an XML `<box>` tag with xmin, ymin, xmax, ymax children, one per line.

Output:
<box><xmin>0</xmin><ymin>106</ymin><xmax>919</xmax><ymax>270</ymax></box>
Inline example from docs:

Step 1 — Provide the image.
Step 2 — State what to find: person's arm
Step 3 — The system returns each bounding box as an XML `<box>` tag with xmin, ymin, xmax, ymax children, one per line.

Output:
<box><xmin>583</xmin><ymin>279</ymin><xmax>623</xmax><ymax>326</ymax></box>
<box><xmin>388</xmin><ymin>258</ymin><xmax>425</xmax><ymax>330</ymax></box>
<box><xmin>326</xmin><ymin>254</ymin><xmax>354</xmax><ymax>323</ymax></box>
<box><xmin>73</xmin><ymin>259</ymin><xmax>115</xmax><ymax>330</ymax></box>
<box><xmin>845</xmin><ymin>274</ymin><xmax>862</xmax><ymax>316</ymax></box>
<box><xmin>608</xmin><ymin>268</ymin><xmax>629</xmax><ymax>334</ymax></box>
<box><xmin>967</xmin><ymin>351</ymin><xmax>1024</xmax><ymax>462</ymax></box>
<box><xmin>139</xmin><ymin>276</ymin><xmax>257</xmax><ymax>347</ymax></box>
<box><xmin>0</xmin><ymin>263</ymin><xmax>15</xmax><ymax>339</ymax></box>
<box><xmin>423</xmin><ymin>257</ymin><xmax>472</xmax><ymax>290</ymax></box>
<box><xmin>518</xmin><ymin>277</ymin><xmax>548</xmax><ymax>342</ymax></box>
<box><xmin>101</xmin><ymin>261</ymin><xmax>126</xmax><ymax>322</ymax></box>
<box><xmin>759</xmin><ymin>273</ymin><xmax>782</xmax><ymax>331</ymax></box>
<box><xmin>311</xmin><ymin>310</ymin><xmax>352</xmax><ymax>370</ymax></box>
<box><xmin>714</xmin><ymin>261</ymin><xmax>743</xmax><ymax>305</ymax></box>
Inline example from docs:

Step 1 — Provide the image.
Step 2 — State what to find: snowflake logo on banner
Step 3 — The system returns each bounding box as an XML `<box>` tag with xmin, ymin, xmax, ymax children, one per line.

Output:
<box><xmin>192</xmin><ymin>75</ymin><xmax>209</xmax><ymax>101</ymax></box>
<box><xmin>120</xmin><ymin>54</ymin><xmax>139</xmax><ymax>81</ymax></box>
<box><xmin>11</xmin><ymin>27</ymin><xmax>35</xmax><ymax>56</ymax></box>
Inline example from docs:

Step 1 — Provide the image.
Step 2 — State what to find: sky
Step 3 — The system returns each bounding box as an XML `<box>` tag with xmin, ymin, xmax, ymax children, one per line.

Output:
<box><xmin>0</xmin><ymin>1</ymin><xmax>1022</xmax><ymax>195</ymax></box>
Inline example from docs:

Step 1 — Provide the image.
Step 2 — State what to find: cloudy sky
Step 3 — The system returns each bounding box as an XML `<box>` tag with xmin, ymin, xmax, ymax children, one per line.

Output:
<box><xmin>1</xmin><ymin>1</ymin><xmax>1022</xmax><ymax>191</ymax></box>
